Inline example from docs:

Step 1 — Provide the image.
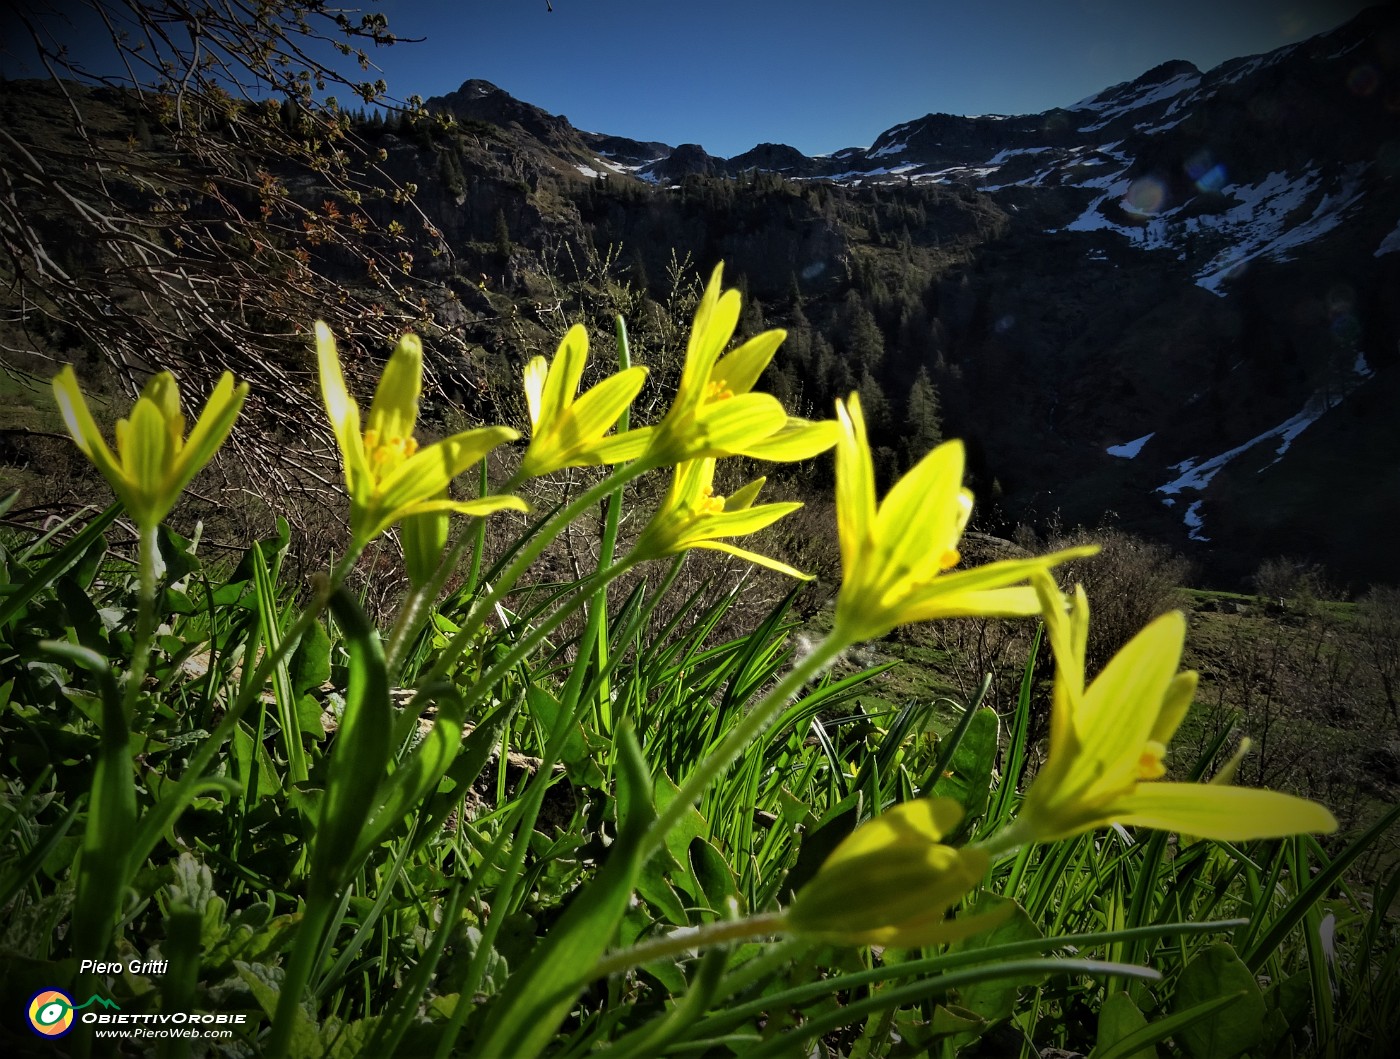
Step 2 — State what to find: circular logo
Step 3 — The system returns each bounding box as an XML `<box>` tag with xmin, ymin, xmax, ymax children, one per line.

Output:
<box><xmin>27</xmin><ymin>989</ymin><xmax>75</xmax><ymax>1038</ymax></box>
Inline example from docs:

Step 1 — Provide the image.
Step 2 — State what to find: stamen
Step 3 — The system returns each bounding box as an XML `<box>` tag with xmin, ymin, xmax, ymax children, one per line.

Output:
<box><xmin>1138</xmin><ymin>741</ymin><xmax>1167</xmax><ymax>781</ymax></box>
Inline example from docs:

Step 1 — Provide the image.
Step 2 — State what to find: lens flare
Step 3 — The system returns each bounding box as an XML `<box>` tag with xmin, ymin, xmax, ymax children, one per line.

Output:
<box><xmin>1185</xmin><ymin>149</ymin><xmax>1227</xmax><ymax>192</ymax></box>
<box><xmin>1348</xmin><ymin>64</ymin><xmax>1380</xmax><ymax>97</ymax></box>
<box><xmin>1123</xmin><ymin>176</ymin><xmax>1167</xmax><ymax>216</ymax></box>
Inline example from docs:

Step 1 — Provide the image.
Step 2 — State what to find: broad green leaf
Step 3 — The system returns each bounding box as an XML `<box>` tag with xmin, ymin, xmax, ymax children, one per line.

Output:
<box><xmin>1093</xmin><ymin>992</ymin><xmax>1154</xmax><ymax>1059</ymax></box>
<box><xmin>950</xmin><ymin>894</ymin><xmax>1043</xmax><ymax>1042</ymax></box>
<box><xmin>1174</xmin><ymin>942</ymin><xmax>1265</xmax><ymax>1059</ymax></box>
<box><xmin>289</xmin><ymin>617</ymin><xmax>331</xmax><ymax>698</ymax></box>
<box><xmin>931</xmin><ymin>706</ymin><xmax>998</xmax><ymax>829</ymax></box>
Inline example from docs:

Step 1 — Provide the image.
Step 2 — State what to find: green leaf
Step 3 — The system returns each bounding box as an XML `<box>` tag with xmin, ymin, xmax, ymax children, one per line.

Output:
<box><xmin>949</xmin><ymin>895</ymin><xmax>1043</xmax><ymax>1040</ymax></box>
<box><xmin>1173</xmin><ymin>942</ymin><xmax>1265</xmax><ymax>1059</ymax></box>
<box><xmin>0</xmin><ymin>503</ymin><xmax>119</xmax><ymax>629</ymax></box>
<box><xmin>526</xmin><ymin>684</ymin><xmax>605</xmax><ymax>788</ymax></box>
<box><xmin>310</xmin><ymin>589</ymin><xmax>391</xmax><ymax>896</ymax></box>
<box><xmin>637</xmin><ymin>857</ymin><xmax>690</xmax><ymax>926</ymax></box>
<box><xmin>157</xmin><ymin>522</ymin><xmax>200</xmax><ymax>583</ymax></box>
<box><xmin>929</xmin><ymin>1003</ymin><xmax>985</xmax><ymax>1037</ymax></box>
<box><xmin>931</xmin><ymin>706</ymin><xmax>998</xmax><ymax>830</ymax></box>
<box><xmin>1093</xmin><ymin>992</ymin><xmax>1154</xmax><ymax>1059</ymax></box>
<box><xmin>289</xmin><ymin>617</ymin><xmax>331</xmax><ymax>698</ymax></box>
<box><xmin>236</xmin><ymin>961</ymin><xmax>320</xmax><ymax>1056</ymax></box>
<box><xmin>1092</xmin><ymin>991</ymin><xmax>1248</xmax><ymax>1059</ymax></box>
<box><xmin>688</xmin><ymin>837</ymin><xmax>740</xmax><ymax>913</ymax></box>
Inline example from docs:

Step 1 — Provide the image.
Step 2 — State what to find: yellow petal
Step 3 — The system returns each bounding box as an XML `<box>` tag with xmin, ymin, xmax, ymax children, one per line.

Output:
<box><xmin>542</xmin><ymin>324</ymin><xmax>588</xmax><ymax>426</ymax></box>
<box><xmin>1075</xmin><ymin>611</ymin><xmax>1185</xmax><ymax>797</ymax></box>
<box><xmin>1150</xmin><ymin>670</ymin><xmax>1199</xmax><ymax>748</ymax></box>
<box><xmin>587</xmin><ymin>426</ymin><xmax>654</xmax><ymax>464</ymax></box>
<box><xmin>677</xmin><ymin>266</ymin><xmax>739</xmax><ymax>403</ymax></box>
<box><xmin>898</xmin><ymin>585</ymin><xmax>1044</xmax><ymax>624</ymax></box>
<box><xmin>787</xmin><ymin>799</ymin><xmax>984</xmax><ymax>941</ymax></box>
<box><xmin>722</xmin><ymin>476</ymin><xmax>767</xmax><ymax>512</ymax></box>
<box><xmin>315</xmin><ymin>322</ymin><xmax>369</xmax><ymax>491</ymax></box>
<box><xmin>401</xmin><ymin>506</ymin><xmax>450</xmax><ymax>588</ymax></box>
<box><xmin>142</xmin><ymin>372</ymin><xmax>182</xmax><ymax>424</ymax></box>
<box><xmin>522</xmin><ymin>356</ymin><xmax>549</xmax><ymax>429</ymax></box>
<box><xmin>861</xmin><ymin>901</ymin><xmax>1013</xmax><ymax>949</ymax></box>
<box><xmin>402</xmin><ymin>495</ymin><xmax>530</xmax><ymax>519</ymax></box>
<box><xmin>365</xmin><ymin>333</ymin><xmax>423</xmax><ymax>443</ymax></box>
<box><xmin>122</xmin><ymin>395</ymin><xmax>172</xmax><ymax>517</ymax></box>
<box><xmin>368</xmin><ymin>426</ymin><xmax>519</xmax><ymax>540</ymax></box>
<box><xmin>690</xmin><ymin>541</ymin><xmax>813</xmax><ymax>580</ymax></box>
<box><xmin>685</xmin><ymin>392</ymin><xmax>787</xmax><ymax>458</ymax></box>
<box><xmin>52</xmin><ymin>366</ymin><xmax>124</xmax><ymax>486</ymax></box>
<box><xmin>835</xmin><ymin>394</ymin><xmax>876</xmax><ymax>578</ymax></box>
<box><xmin>710</xmin><ymin>329</ymin><xmax>786</xmax><ymax>396</ymax></box>
<box><xmin>169</xmin><ymin>373</ymin><xmax>248</xmax><ymax>498</ymax></box>
<box><xmin>562</xmin><ymin>366</ymin><xmax>648</xmax><ymax>451</ymax></box>
<box><xmin>1109</xmin><ymin>783</ymin><xmax>1338</xmax><ymax>841</ymax></box>
<box><xmin>734</xmin><ymin>416</ymin><xmax>840</xmax><ymax>462</ymax></box>
<box><xmin>676</xmin><ymin>501</ymin><xmax>802</xmax><ymax>544</ymax></box>
<box><xmin>873</xmin><ymin>438</ymin><xmax>965</xmax><ymax>586</ymax></box>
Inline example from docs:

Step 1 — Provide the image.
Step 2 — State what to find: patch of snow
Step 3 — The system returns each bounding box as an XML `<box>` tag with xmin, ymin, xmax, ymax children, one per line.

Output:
<box><xmin>870</xmin><ymin>140</ymin><xmax>909</xmax><ymax>159</ymax></box>
<box><xmin>984</xmin><ymin>146</ymin><xmax>1054</xmax><ymax>165</ymax></box>
<box><xmin>1375</xmin><ymin>219</ymin><xmax>1400</xmax><ymax>257</ymax></box>
<box><xmin>1107</xmin><ymin>432</ymin><xmax>1155</xmax><ymax>459</ymax></box>
<box><xmin>1195</xmin><ymin>165</ymin><xmax>1367</xmax><ymax>293</ymax></box>
<box><xmin>591</xmin><ymin>157</ymin><xmax>637</xmax><ymax>175</ymax></box>
<box><xmin>1355</xmin><ymin>351</ymin><xmax>1374</xmax><ymax>377</ymax></box>
<box><xmin>1134</xmin><ymin>115</ymin><xmax>1187</xmax><ymax>135</ymax></box>
<box><xmin>1213</xmin><ymin>45</ymin><xmax>1296</xmax><ymax>87</ymax></box>
<box><xmin>1183</xmin><ymin>500</ymin><xmax>1210</xmax><ymax>541</ymax></box>
<box><xmin>1074</xmin><ymin>70</ymin><xmax>1201</xmax><ymax>131</ymax></box>
<box><xmin>1155</xmin><ymin>354</ymin><xmax>1375</xmax><ymax>538</ymax></box>
<box><xmin>574</xmin><ymin>163</ymin><xmax>603</xmax><ymax>178</ymax></box>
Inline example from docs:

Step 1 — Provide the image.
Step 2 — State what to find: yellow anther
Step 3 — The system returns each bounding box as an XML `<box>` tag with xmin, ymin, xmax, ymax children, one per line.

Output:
<box><xmin>1138</xmin><ymin>741</ymin><xmax>1167</xmax><ymax>781</ymax></box>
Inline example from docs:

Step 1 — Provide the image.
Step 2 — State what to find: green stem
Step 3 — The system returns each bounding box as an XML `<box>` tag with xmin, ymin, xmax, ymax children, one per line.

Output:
<box><xmin>266</xmin><ymin>891</ymin><xmax>337</xmax><ymax>1058</ymax></box>
<box><xmin>644</xmin><ymin>631</ymin><xmax>848</xmax><ymax>855</ymax></box>
<box><xmin>589</xmin><ymin>912</ymin><xmax>789</xmax><ymax>982</ymax></box>
<box><xmin>383</xmin><ymin>582</ymin><xmax>433</xmax><ymax>676</ymax></box>
<box><xmin>413</xmin><ymin>460</ymin><xmax>655</xmax><ymax>697</ymax></box>
<box><xmin>72</xmin><ymin>523</ymin><xmax>159</xmax><ymax>1056</ymax></box>
<box><xmin>464</xmin><ymin>461</ymin><xmax>491</xmax><ymax>598</ymax></box>
<box><xmin>124</xmin><ymin>522</ymin><xmax>161</xmax><ymax>719</ymax></box>
<box><xmin>973</xmin><ymin>816</ymin><xmax>1036</xmax><ymax>861</ymax></box>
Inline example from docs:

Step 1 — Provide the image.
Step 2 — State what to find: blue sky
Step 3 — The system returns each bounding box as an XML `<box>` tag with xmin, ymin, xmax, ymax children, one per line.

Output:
<box><xmin>3</xmin><ymin>1</ymin><xmax>1374</xmax><ymax>157</ymax></box>
<box><xmin>363</xmin><ymin>0</ymin><xmax>1373</xmax><ymax>156</ymax></box>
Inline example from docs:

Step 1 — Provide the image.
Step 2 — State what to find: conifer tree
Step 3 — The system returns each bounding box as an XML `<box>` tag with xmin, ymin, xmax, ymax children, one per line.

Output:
<box><xmin>902</xmin><ymin>366</ymin><xmax>943</xmax><ymax>467</ymax></box>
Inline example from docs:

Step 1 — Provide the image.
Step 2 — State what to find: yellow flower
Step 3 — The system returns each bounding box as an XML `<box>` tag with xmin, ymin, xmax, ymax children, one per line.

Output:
<box><xmin>786</xmin><ymin>798</ymin><xmax>1007</xmax><ymax>947</ymax></box>
<box><xmin>630</xmin><ymin>458</ymin><xmax>810</xmax><ymax>579</ymax></box>
<box><xmin>832</xmin><ymin>392</ymin><xmax>1093</xmax><ymax>644</ymax></box>
<box><xmin>1012</xmin><ymin>572</ymin><xmax>1338</xmax><ymax>844</ymax></box>
<box><xmin>518</xmin><ymin>323</ymin><xmax>650</xmax><ymax>479</ymax></box>
<box><xmin>315</xmin><ymin>322</ymin><xmax>526</xmax><ymax>549</ymax></box>
<box><xmin>52</xmin><ymin>365</ymin><xmax>247</xmax><ymax>530</ymax></box>
<box><xmin>645</xmin><ymin>264</ymin><xmax>836</xmax><ymax>465</ymax></box>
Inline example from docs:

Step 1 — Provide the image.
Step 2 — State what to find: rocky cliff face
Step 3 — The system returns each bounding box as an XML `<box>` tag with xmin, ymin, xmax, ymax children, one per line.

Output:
<box><xmin>417</xmin><ymin>5</ymin><xmax>1400</xmax><ymax>586</ymax></box>
<box><xmin>5</xmin><ymin>9</ymin><xmax>1394</xmax><ymax>588</ymax></box>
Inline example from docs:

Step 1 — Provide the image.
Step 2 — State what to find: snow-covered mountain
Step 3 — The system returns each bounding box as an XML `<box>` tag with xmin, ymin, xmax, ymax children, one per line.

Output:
<box><xmin>422</xmin><ymin>6</ymin><xmax>1400</xmax><ymax>585</ymax></box>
